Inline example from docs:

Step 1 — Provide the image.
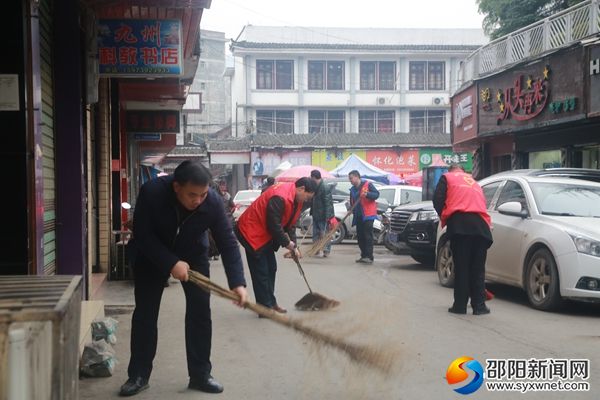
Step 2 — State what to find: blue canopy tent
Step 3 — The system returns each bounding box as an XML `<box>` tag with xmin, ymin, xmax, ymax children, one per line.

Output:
<box><xmin>330</xmin><ymin>154</ymin><xmax>400</xmax><ymax>184</ymax></box>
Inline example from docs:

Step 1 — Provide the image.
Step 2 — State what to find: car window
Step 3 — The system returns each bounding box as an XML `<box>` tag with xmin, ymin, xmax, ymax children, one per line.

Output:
<box><xmin>495</xmin><ymin>181</ymin><xmax>527</xmax><ymax>210</ymax></box>
<box><xmin>234</xmin><ymin>191</ymin><xmax>260</xmax><ymax>201</ymax></box>
<box><xmin>403</xmin><ymin>189</ymin><xmax>421</xmax><ymax>204</ymax></box>
<box><xmin>530</xmin><ymin>182</ymin><xmax>600</xmax><ymax>217</ymax></box>
<box><xmin>378</xmin><ymin>188</ymin><xmax>395</xmax><ymax>205</ymax></box>
<box><xmin>481</xmin><ymin>181</ymin><xmax>502</xmax><ymax>208</ymax></box>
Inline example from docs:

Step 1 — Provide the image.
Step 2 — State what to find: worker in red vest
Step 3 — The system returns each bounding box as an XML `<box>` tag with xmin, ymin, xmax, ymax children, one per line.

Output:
<box><xmin>433</xmin><ymin>164</ymin><xmax>493</xmax><ymax>315</ymax></box>
<box><xmin>236</xmin><ymin>177</ymin><xmax>317</xmax><ymax>313</ymax></box>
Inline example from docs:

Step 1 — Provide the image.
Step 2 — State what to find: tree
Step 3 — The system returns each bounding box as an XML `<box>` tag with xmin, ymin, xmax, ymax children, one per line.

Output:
<box><xmin>477</xmin><ymin>0</ymin><xmax>586</xmax><ymax>39</ymax></box>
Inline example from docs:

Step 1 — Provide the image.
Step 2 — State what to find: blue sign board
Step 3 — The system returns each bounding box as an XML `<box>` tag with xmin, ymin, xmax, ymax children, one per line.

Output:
<box><xmin>133</xmin><ymin>133</ymin><xmax>162</xmax><ymax>141</ymax></box>
<box><xmin>98</xmin><ymin>19</ymin><xmax>182</xmax><ymax>76</ymax></box>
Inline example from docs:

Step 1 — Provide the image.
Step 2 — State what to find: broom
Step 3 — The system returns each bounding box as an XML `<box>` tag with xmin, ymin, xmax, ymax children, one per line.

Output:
<box><xmin>188</xmin><ymin>270</ymin><xmax>394</xmax><ymax>374</ymax></box>
<box><xmin>304</xmin><ymin>200</ymin><xmax>359</xmax><ymax>257</ymax></box>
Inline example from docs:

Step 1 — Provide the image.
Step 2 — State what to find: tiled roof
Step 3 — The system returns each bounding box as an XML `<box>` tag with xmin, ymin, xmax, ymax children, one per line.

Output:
<box><xmin>233</xmin><ymin>41</ymin><xmax>481</xmax><ymax>52</ymax></box>
<box><xmin>206</xmin><ymin>132</ymin><xmax>450</xmax><ymax>151</ymax></box>
<box><xmin>206</xmin><ymin>138</ymin><xmax>252</xmax><ymax>152</ymax></box>
<box><xmin>166</xmin><ymin>145</ymin><xmax>206</xmax><ymax>156</ymax></box>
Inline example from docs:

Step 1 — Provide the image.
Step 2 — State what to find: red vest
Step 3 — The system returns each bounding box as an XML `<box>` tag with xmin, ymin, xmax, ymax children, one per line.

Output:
<box><xmin>350</xmin><ymin>181</ymin><xmax>377</xmax><ymax>218</ymax></box>
<box><xmin>237</xmin><ymin>182</ymin><xmax>303</xmax><ymax>251</ymax></box>
<box><xmin>440</xmin><ymin>171</ymin><xmax>491</xmax><ymax>228</ymax></box>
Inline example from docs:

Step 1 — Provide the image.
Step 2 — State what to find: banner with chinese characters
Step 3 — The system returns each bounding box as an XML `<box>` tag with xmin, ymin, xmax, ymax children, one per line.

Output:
<box><xmin>98</xmin><ymin>19</ymin><xmax>182</xmax><ymax>76</ymax></box>
<box><xmin>365</xmin><ymin>150</ymin><xmax>419</xmax><ymax>176</ymax></box>
<box><xmin>250</xmin><ymin>151</ymin><xmax>312</xmax><ymax>176</ymax></box>
<box><xmin>312</xmin><ymin>149</ymin><xmax>366</xmax><ymax>171</ymax></box>
<box><xmin>125</xmin><ymin>110</ymin><xmax>180</xmax><ymax>133</ymax></box>
<box><xmin>419</xmin><ymin>148</ymin><xmax>473</xmax><ymax>171</ymax></box>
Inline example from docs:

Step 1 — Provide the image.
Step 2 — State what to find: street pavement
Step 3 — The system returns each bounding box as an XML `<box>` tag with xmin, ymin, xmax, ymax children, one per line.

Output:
<box><xmin>80</xmin><ymin>241</ymin><xmax>600</xmax><ymax>399</ymax></box>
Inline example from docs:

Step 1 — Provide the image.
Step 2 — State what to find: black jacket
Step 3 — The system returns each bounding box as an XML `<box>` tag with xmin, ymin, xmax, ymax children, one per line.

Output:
<box><xmin>130</xmin><ymin>176</ymin><xmax>246</xmax><ymax>289</ymax></box>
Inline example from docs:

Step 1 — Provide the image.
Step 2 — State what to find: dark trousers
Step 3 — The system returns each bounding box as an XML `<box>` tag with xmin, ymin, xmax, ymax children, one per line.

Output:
<box><xmin>450</xmin><ymin>235</ymin><xmax>488</xmax><ymax>310</ymax></box>
<box><xmin>244</xmin><ymin>248</ymin><xmax>278</xmax><ymax>308</ymax></box>
<box><xmin>356</xmin><ymin>219</ymin><xmax>374</xmax><ymax>260</ymax></box>
<box><xmin>127</xmin><ymin>267</ymin><xmax>212</xmax><ymax>381</ymax></box>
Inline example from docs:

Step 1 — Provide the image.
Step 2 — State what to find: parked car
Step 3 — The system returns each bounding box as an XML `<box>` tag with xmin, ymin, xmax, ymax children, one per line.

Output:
<box><xmin>232</xmin><ymin>189</ymin><xmax>261</xmax><ymax>221</ymax></box>
<box><xmin>435</xmin><ymin>170</ymin><xmax>600</xmax><ymax>310</ymax></box>
<box><xmin>297</xmin><ymin>201</ymin><xmax>384</xmax><ymax>244</ymax></box>
<box><xmin>377</xmin><ymin>185</ymin><xmax>423</xmax><ymax>208</ymax></box>
<box><xmin>389</xmin><ymin>168</ymin><xmax>600</xmax><ymax>267</ymax></box>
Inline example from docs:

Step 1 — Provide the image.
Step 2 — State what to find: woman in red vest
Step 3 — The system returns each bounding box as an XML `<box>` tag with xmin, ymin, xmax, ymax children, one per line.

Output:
<box><xmin>236</xmin><ymin>177</ymin><xmax>316</xmax><ymax>313</ymax></box>
<box><xmin>433</xmin><ymin>164</ymin><xmax>493</xmax><ymax>315</ymax></box>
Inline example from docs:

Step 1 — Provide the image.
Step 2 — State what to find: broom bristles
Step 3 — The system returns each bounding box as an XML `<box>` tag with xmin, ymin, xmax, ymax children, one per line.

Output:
<box><xmin>304</xmin><ymin>227</ymin><xmax>337</xmax><ymax>257</ymax></box>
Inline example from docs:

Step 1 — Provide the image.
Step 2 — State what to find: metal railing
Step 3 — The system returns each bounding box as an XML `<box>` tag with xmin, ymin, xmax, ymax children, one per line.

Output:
<box><xmin>460</xmin><ymin>0</ymin><xmax>599</xmax><ymax>83</ymax></box>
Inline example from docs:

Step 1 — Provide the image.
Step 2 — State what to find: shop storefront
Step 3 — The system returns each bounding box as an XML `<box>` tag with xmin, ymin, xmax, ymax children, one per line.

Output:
<box><xmin>475</xmin><ymin>44</ymin><xmax>600</xmax><ymax>173</ymax></box>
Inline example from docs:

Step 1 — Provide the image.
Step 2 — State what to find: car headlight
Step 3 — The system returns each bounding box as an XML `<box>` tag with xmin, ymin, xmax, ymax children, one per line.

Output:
<box><xmin>409</xmin><ymin>210</ymin><xmax>439</xmax><ymax>222</ymax></box>
<box><xmin>569</xmin><ymin>234</ymin><xmax>600</xmax><ymax>257</ymax></box>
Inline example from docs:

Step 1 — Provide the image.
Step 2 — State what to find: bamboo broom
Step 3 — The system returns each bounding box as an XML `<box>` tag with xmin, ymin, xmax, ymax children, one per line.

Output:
<box><xmin>304</xmin><ymin>200</ymin><xmax>359</xmax><ymax>257</ymax></box>
<box><xmin>188</xmin><ymin>270</ymin><xmax>394</xmax><ymax>374</ymax></box>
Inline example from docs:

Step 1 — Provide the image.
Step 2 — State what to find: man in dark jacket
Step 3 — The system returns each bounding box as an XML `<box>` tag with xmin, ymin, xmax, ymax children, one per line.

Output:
<box><xmin>433</xmin><ymin>164</ymin><xmax>493</xmax><ymax>316</ymax></box>
<box><xmin>309</xmin><ymin>170</ymin><xmax>336</xmax><ymax>257</ymax></box>
<box><xmin>236</xmin><ymin>178</ymin><xmax>316</xmax><ymax>313</ymax></box>
<box><xmin>349</xmin><ymin>170</ymin><xmax>380</xmax><ymax>264</ymax></box>
<box><xmin>119</xmin><ymin>161</ymin><xmax>247</xmax><ymax>397</ymax></box>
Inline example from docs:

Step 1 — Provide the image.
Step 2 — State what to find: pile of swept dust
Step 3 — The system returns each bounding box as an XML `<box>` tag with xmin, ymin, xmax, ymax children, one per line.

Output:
<box><xmin>291</xmin><ymin>294</ymin><xmax>410</xmax><ymax>399</ymax></box>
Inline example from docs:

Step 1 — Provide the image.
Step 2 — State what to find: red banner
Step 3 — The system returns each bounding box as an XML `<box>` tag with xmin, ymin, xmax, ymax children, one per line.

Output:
<box><xmin>366</xmin><ymin>150</ymin><xmax>420</xmax><ymax>176</ymax></box>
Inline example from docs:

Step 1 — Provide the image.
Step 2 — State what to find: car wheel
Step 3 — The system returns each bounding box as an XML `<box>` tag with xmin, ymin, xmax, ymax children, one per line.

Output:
<box><xmin>525</xmin><ymin>248</ymin><xmax>563</xmax><ymax>311</ymax></box>
<box><xmin>411</xmin><ymin>253</ymin><xmax>435</xmax><ymax>266</ymax></box>
<box><xmin>436</xmin><ymin>239</ymin><xmax>454</xmax><ymax>288</ymax></box>
<box><xmin>330</xmin><ymin>220</ymin><xmax>346</xmax><ymax>245</ymax></box>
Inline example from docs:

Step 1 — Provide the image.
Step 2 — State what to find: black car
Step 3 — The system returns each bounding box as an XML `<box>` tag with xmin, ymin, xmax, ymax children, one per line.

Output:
<box><xmin>387</xmin><ymin>201</ymin><xmax>437</xmax><ymax>265</ymax></box>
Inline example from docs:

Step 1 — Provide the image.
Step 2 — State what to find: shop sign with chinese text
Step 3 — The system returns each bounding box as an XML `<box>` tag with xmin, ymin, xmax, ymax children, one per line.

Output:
<box><xmin>98</xmin><ymin>19</ymin><xmax>182</xmax><ymax>76</ymax></box>
<box><xmin>478</xmin><ymin>46</ymin><xmax>584</xmax><ymax>135</ymax></box>
<box><xmin>366</xmin><ymin>150</ymin><xmax>420</xmax><ymax>175</ymax></box>
<box><xmin>125</xmin><ymin>110</ymin><xmax>180</xmax><ymax>133</ymax></box>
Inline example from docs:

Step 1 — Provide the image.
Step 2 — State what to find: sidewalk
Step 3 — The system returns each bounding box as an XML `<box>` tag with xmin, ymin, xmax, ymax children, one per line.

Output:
<box><xmin>79</xmin><ymin>246</ymin><xmax>403</xmax><ymax>399</ymax></box>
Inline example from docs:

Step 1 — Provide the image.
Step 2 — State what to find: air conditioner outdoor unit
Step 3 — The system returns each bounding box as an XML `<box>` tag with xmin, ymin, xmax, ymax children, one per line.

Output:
<box><xmin>376</xmin><ymin>97</ymin><xmax>387</xmax><ymax>105</ymax></box>
<box><xmin>432</xmin><ymin>97</ymin><xmax>445</xmax><ymax>105</ymax></box>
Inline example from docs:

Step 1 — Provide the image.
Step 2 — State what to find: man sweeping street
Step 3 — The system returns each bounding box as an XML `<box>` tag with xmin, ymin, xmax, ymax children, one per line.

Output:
<box><xmin>120</xmin><ymin>161</ymin><xmax>247</xmax><ymax>396</ymax></box>
<box><xmin>349</xmin><ymin>170</ymin><xmax>380</xmax><ymax>264</ymax></box>
<box><xmin>236</xmin><ymin>178</ymin><xmax>316</xmax><ymax>313</ymax></box>
<box><xmin>309</xmin><ymin>170</ymin><xmax>337</xmax><ymax>257</ymax></box>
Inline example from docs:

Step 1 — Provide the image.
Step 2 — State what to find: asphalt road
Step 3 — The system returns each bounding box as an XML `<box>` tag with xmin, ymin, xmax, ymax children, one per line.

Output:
<box><xmin>80</xmin><ymin>241</ymin><xmax>600</xmax><ymax>399</ymax></box>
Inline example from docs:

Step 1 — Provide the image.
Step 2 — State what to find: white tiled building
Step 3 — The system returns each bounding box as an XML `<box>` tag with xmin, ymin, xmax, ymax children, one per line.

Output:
<box><xmin>230</xmin><ymin>26</ymin><xmax>488</xmax><ymax>137</ymax></box>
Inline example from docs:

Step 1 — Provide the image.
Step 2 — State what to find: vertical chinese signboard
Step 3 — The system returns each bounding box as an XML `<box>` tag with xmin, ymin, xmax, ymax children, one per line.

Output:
<box><xmin>590</xmin><ymin>45</ymin><xmax>600</xmax><ymax>117</ymax></box>
<box><xmin>98</xmin><ymin>19</ymin><xmax>182</xmax><ymax>76</ymax></box>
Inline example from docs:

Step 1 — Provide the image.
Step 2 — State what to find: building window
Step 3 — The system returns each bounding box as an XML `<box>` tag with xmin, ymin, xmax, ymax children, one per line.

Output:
<box><xmin>307</xmin><ymin>61</ymin><xmax>345</xmax><ymax>90</ymax></box>
<box><xmin>409</xmin><ymin>61</ymin><xmax>445</xmax><ymax>90</ymax></box>
<box><xmin>409</xmin><ymin>110</ymin><xmax>446</xmax><ymax>133</ymax></box>
<box><xmin>256</xmin><ymin>110</ymin><xmax>294</xmax><ymax>134</ymax></box>
<box><xmin>358</xmin><ymin>110</ymin><xmax>395</xmax><ymax>133</ymax></box>
<box><xmin>256</xmin><ymin>60</ymin><xmax>294</xmax><ymax>90</ymax></box>
<box><xmin>308</xmin><ymin>110</ymin><xmax>345</xmax><ymax>134</ymax></box>
<box><xmin>360</xmin><ymin>61</ymin><xmax>396</xmax><ymax>90</ymax></box>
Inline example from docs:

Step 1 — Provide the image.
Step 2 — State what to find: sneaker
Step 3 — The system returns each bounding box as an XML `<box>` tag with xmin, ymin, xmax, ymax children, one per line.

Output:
<box><xmin>472</xmin><ymin>305</ymin><xmax>491</xmax><ymax>315</ymax></box>
<box><xmin>322</xmin><ymin>252</ymin><xmax>329</xmax><ymax>258</ymax></box>
<box><xmin>357</xmin><ymin>257</ymin><xmax>373</xmax><ymax>264</ymax></box>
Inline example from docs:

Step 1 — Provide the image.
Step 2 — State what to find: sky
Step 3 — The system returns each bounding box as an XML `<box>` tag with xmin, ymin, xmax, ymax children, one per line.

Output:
<box><xmin>201</xmin><ymin>0</ymin><xmax>486</xmax><ymax>41</ymax></box>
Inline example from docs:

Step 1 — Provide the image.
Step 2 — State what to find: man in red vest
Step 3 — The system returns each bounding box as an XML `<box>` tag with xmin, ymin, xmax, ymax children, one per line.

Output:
<box><xmin>236</xmin><ymin>177</ymin><xmax>317</xmax><ymax>312</ymax></box>
<box><xmin>349</xmin><ymin>170</ymin><xmax>380</xmax><ymax>264</ymax></box>
<box><xmin>433</xmin><ymin>164</ymin><xmax>493</xmax><ymax>315</ymax></box>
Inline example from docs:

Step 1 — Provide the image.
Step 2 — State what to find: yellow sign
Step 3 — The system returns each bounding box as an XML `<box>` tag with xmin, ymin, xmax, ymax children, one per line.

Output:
<box><xmin>312</xmin><ymin>149</ymin><xmax>367</xmax><ymax>171</ymax></box>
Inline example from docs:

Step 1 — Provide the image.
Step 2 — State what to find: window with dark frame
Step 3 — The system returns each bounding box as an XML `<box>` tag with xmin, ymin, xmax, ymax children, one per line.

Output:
<box><xmin>256</xmin><ymin>60</ymin><xmax>294</xmax><ymax>90</ymax></box>
<box><xmin>307</xmin><ymin>61</ymin><xmax>344</xmax><ymax>90</ymax></box>
<box><xmin>409</xmin><ymin>61</ymin><xmax>445</xmax><ymax>90</ymax></box>
<box><xmin>360</xmin><ymin>61</ymin><xmax>396</xmax><ymax>90</ymax></box>
<box><xmin>308</xmin><ymin>110</ymin><xmax>345</xmax><ymax>134</ymax></box>
<box><xmin>358</xmin><ymin>110</ymin><xmax>395</xmax><ymax>133</ymax></box>
<box><xmin>409</xmin><ymin>110</ymin><xmax>446</xmax><ymax>133</ymax></box>
<box><xmin>256</xmin><ymin>110</ymin><xmax>294</xmax><ymax>134</ymax></box>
